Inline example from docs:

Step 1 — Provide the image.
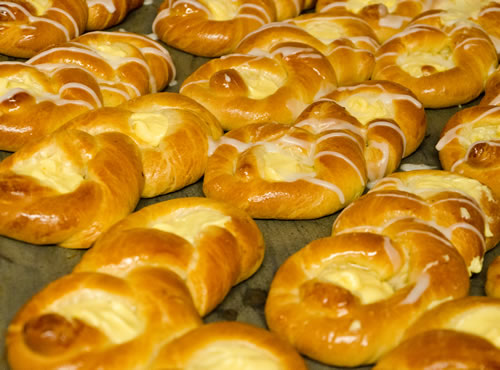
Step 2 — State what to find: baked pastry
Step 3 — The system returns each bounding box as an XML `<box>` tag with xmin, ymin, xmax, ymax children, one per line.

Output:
<box><xmin>64</xmin><ymin>92</ymin><xmax>223</xmax><ymax>198</ymax></box>
<box><xmin>372</xmin><ymin>22</ymin><xmax>498</xmax><ymax>108</ymax></box>
<box><xmin>481</xmin><ymin>65</ymin><xmax>500</xmax><ymax>106</ymax></box>
<box><xmin>180</xmin><ymin>42</ymin><xmax>337</xmax><ymax>130</ymax></box>
<box><xmin>320</xmin><ymin>80</ymin><xmax>427</xmax><ymax>182</ymax></box>
<box><xmin>150</xmin><ymin>321</ymin><xmax>308</xmax><ymax>369</ymax></box>
<box><xmin>203</xmin><ymin>102</ymin><xmax>368</xmax><ymax>219</ymax></box>
<box><xmin>333</xmin><ymin>170</ymin><xmax>500</xmax><ymax>273</ymax></box>
<box><xmin>236</xmin><ymin>11</ymin><xmax>379</xmax><ymax>86</ymax></box>
<box><xmin>152</xmin><ymin>0</ymin><xmax>277</xmax><ymax>57</ymax></box>
<box><xmin>0</xmin><ymin>61</ymin><xmax>103</xmax><ymax>152</ymax></box>
<box><xmin>0</xmin><ymin>126</ymin><xmax>144</xmax><ymax>249</ymax></box>
<box><xmin>265</xmin><ymin>221</ymin><xmax>470</xmax><ymax>366</ymax></box>
<box><xmin>273</xmin><ymin>0</ymin><xmax>317</xmax><ymax>20</ymax></box>
<box><xmin>437</xmin><ymin>105</ymin><xmax>500</xmax><ymax>199</ymax></box>
<box><xmin>0</xmin><ymin>0</ymin><xmax>88</xmax><ymax>58</ymax></box>
<box><xmin>86</xmin><ymin>0</ymin><xmax>144</xmax><ymax>30</ymax></box>
<box><xmin>315</xmin><ymin>0</ymin><xmax>430</xmax><ymax>43</ymax></box>
<box><xmin>486</xmin><ymin>256</ymin><xmax>500</xmax><ymax>298</ymax></box>
<box><xmin>0</xmin><ymin>31</ymin><xmax>176</xmax><ymax>152</ymax></box>
<box><xmin>374</xmin><ymin>329</ymin><xmax>500</xmax><ymax>369</ymax></box>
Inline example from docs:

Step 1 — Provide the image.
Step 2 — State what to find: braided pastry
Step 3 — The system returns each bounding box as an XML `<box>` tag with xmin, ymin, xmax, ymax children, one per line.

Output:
<box><xmin>372</xmin><ymin>22</ymin><xmax>498</xmax><ymax>108</ymax></box>
<box><xmin>203</xmin><ymin>101</ymin><xmax>368</xmax><ymax>219</ymax></box>
<box><xmin>0</xmin><ymin>0</ymin><xmax>88</xmax><ymax>58</ymax></box>
<box><xmin>180</xmin><ymin>42</ymin><xmax>337</xmax><ymax>130</ymax></box>
<box><xmin>86</xmin><ymin>0</ymin><xmax>144</xmax><ymax>30</ymax></box>
<box><xmin>152</xmin><ymin>0</ymin><xmax>277</xmax><ymax>57</ymax></box>
<box><xmin>236</xmin><ymin>11</ymin><xmax>379</xmax><ymax>86</ymax></box>
<box><xmin>437</xmin><ymin>105</ymin><xmax>500</xmax><ymax>199</ymax></box>
<box><xmin>486</xmin><ymin>256</ymin><xmax>500</xmax><ymax>298</ymax></box>
<box><xmin>6</xmin><ymin>197</ymin><xmax>265</xmax><ymax>368</ymax></box>
<box><xmin>150</xmin><ymin>321</ymin><xmax>307</xmax><ymax>369</ymax></box>
<box><xmin>316</xmin><ymin>0</ymin><xmax>430</xmax><ymax>43</ymax></box>
<box><xmin>273</xmin><ymin>0</ymin><xmax>317</xmax><ymax>20</ymax></box>
<box><xmin>320</xmin><ymin>80</ymin><xmax>427</xmax><ymax>182</ymax></box>
<box><xmin>265</xmin><ymin>220</ymin><xmax>470</xmax><ymax>367</ymax></box>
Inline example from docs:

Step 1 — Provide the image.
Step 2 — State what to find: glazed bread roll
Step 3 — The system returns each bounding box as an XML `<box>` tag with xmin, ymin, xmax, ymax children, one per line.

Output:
<box><xmin>320</xmin><ymin>80</ymin><xmax>427</xmax><ymax>181</ymax></box>
<box><xmin>86</xmin><ymin>0</ymin><xmax>144</xmax><ymax>30</ymax></box>
<box><xmin>64</xmin><ymin>92</ymin><xmax>223</xmax><ymax>198</ymax></box>
<box><xmin>180</xmin><ymin>42</ymin><xmax>337</xmax><ymax>130</ymax></box>
<box><xmin>265</xmin><ymin>222</ymin><xmax>469</xmax><ymax>367</ymax></box>
<box><xmin>150</xmin><ymin>321</ymin><xmax>308</xmax><ymax>369</ymax></box>
<box><xmin>0</xmin><ymin>127</ymin><xmax>144</xmax><ymax>249</ymax></box>
<box><xmin>333</xmin><ymin>170</ymin><xmax>500</xmax><ymax>274</ymax></box>
<box><xmin>273</xmin><ymin>0</ymin><xmax>317</xmax><ymax>20</ymax></box>
<box><xmin>0</xmin><ymin>0</ymin><xmax>88</xmax><ymax>58</ymax></box>
<box><xmin>481</xmin><ymin>65</ymin><xmax>500</xmax><ymax>106</ymax></box>
<box><xmin>153</xmin><ymin>0</ymin><xmax>278</xmax><ymax>57</ymax></box>
<box><xmin>0</xmin><ymin>61</ymin><xmax>103</xmax><ymax>152</ymax></box>
<box><xmin>374</xmin><ymin>329</ymin><xmax>500</xmax><ymax>369</ymax></box>
<box><xmin>372</xmin><ymin>22</ymin><xmax>498</xmax><ymax>108</ymax></box>
<box><xmin>437</xmin><ymin>105</ymin><xmax>500</xmax><ymax>199</ymax></box>
<box><xmin>203</xmin><ymin>101</ymin><xmax>368</xmax><ymax>219</ymax></box>
<box><xmin>486</xmin><ymin>256</ymin><xmax>500</xmax><ymax>298</ymax></box>
<box><xmin>237</xmin><ymin>11</ymin><xmax>379</xmax><ymax>86</ymax></box>
<box><xmin>316</xmin><ymin>0</ymin><xmax>430</xmax><ymax>43</ymax></box>
<box><xmin>7</xmin><ymin>268</ymin><xmax>202</xmax><ymax>370</ymax></box>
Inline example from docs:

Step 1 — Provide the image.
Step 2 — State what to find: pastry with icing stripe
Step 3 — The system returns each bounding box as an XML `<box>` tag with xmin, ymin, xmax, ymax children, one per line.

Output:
<box><xmin>236</xmin><ymin>11</ymin><xmax>379</xmax><ymax>86</ymax></box>
<box><xmin>180</xmin><ymin>42</ymin><xmax>337</xmax><ymax>130</ymax></box>
<box><xmin>86</xmin><ymin>0</ymin><xmax>144</xmax><ymax>30</ymax></box>
<box><xmin>437</xmin><ymin>105</ymin><xmax>500</xmax><ymax>199</ymax></box>
<box><xmin>372</xmin><ymin>21</ymin><xmax>498</xmax><ymax>108</ymax></box>
<box><xmin>486</xmin><ymin>256</ymin><xmax>500</xmax><ymax>298</ymax></box>
<box><xmin>481</xmin><ymin>65</ymin><xmax>500</xmax><ymax>106</ymax></box>
<box><xmin>0</xmin><ymin>0</ymin><xmax>88</xmax><ymax>58</ymax></box>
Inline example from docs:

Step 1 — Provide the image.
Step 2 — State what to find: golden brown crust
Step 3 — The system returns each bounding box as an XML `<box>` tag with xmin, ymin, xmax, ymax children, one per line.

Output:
<box><xmin>0</xmin><ymin>0</ymin><xmax>88</xmax><ymax>58</ymax></box>
<box><xmin>74</xmin><ymin>197</ymin><xmax>265</xmax><ymax>315</ymax></box>
<box><xmin>180</xmin><ymin>42</ymin><xmax>337</xmax><ymax>130</ymax></box>
<box><xmin>0</xmin><ymin>128</ymin><xmax>144</xmax><ymax>248</ymax></box>
<box><xmin>86</xmin><ymin>0</ymin><xmax>144</xmax><ymax>30</ymax></box>
<box><xmin>481</xmin><ymin>66</ymin><xmax>500</xmax><ymax>106</ymax></box>
<box><xmin>150</xmin><ymin>321</ymin><xmax>308</xmax><ymax>369</ymax></box>
<box><xmin>6</xmin><ymin>269</ymin><xmax>202</xmax><ymax>370</ymax></box>
<box><xmin>372</xmin><ymin>22</ymin><xmax>497</xmax><ymax>108</ymax></box>
<box><xmin>374</xmin><ymin>329</ymin><xmax>500</xmax><ymax>370</ymax></box>
<box><xmin>153</xmin><ymin>0</ymin><xmax>277</xmax><ymax>57</ymax></box>
<box><xmin>486</xmin><ymin>256</ymin><xmax>500</xmax><ymax>298</ymax></box>
<box><xmin>265</xmin><ymin>224</ymin><xmax>469</xmax><ymax>367</ymax></box>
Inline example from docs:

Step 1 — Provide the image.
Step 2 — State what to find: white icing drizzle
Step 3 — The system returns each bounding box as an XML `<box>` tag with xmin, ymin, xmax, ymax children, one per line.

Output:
<box><xmin>400</xmin><ymin>273</ymin><xmax>430</xmax><ymax>305</ymax></box>
<box><xmin>87</xmin><ymin>0</ymin><xmax>117</xmax><ymax>13</ymax></box>
<box><xmin>315</xmin><ymin>150</ymin><xmax>366</xmax><ymax>186</ymax></box>
<box><xmin>366</xmin><ymin>140</ymin><xmax>390</xmax><ymax>181</ymax></box>
<box><xmin>369</xmin><ymin>120</ymin><xmax>407</xmax><ymax>154</ymax></box>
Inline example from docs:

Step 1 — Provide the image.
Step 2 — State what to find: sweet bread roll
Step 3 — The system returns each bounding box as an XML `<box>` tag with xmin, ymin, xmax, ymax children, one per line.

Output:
<box><xmin>150</xmin><ymin>321</ymin><xmax>308</xmax><ymax>369</ymax></box>
<box><xmin>6</xmin><ymin>268</ymin><xmax>202</xmax><ymax>370</ymax></box>
<box><xmin>0</xmin><ymin>0</ymin><xmax>88</xmax><ymax>58</ymax></box>
<box><xmin>437</xmin><ymin>105</ymin><xmax>500</xmax><ymax>200</ymax></box>
<box><xmin>316</xmin><ymin>0</ymin><xmax>429</xmax><ymax>43</ymax></box>
<box><xmin>180</xmin><ymin>42</ymin><xmax>337</xmax><ymax>130</ymax></box>
<box><xmin>320</xmin><ymin>80</ymin><xmax>426</xmax><ymax>181</ymax></box>
<box><xmin>0</xmin><ymin>61</ymin><xmax>103</xmax><ymax>152</ymax></box>
<box><xmin>372</xmin><ymin>22</ymin><xmax>497</xmax><ymax>108</ymax></box>
<box><xmin>486</xmin><ymin>256</ymin><xmax>500</xmax><ymax>298</ymax></box>
<box><xmin>374</xmin><ymin>329</ymin><xmax>500</xmax><ymax>370</ymax></box>
<box><xmin>152</xmin><ymin>0</ymin><xmax>277</xmax><ymax>57</ymax></box>
<box><xmin>273</xmin><ymin>0</ymin><xmax>317</xmax><ymax>20</ymax></box>
<box><xmin>481</xmin><ymin>65</ymin><xmax>500</xmax><ymax>106</ymax></box>
<box><xmin>265</xmin><ymin>223</ymin><xmax>469</xmax><ymax>367</ymax></box>
<box><xmin>0</xmin><ymin>127</ymin><xmax>144</xmax><ymax>249</ymax></box>
<box><xmin>203</xmin><ymin>109</ymin><xmax>367</xmax><ymax>219</ymax></box>
<box><xmin>64</xmin><ymin>92</ymin><xmax>223</xmax><ymax>198</ymax></box>
<box><xmin>333</xmin><ymin>170</ymin><xmax>499</xmax><ymax>274</ymax></box>
<box><xmin>74</xmin><ymin>197</ymin><xmax>265</xmax><ymax>316</ymax></box>
<box><xmin>86</xmin><ymin>0</ymin><xmax>144</xmax><ymax>30</ymax></box>
<box><xmin>237</xmin><ymin>11</ymin><xmax>379</xmax><ymax>86</ymax></box>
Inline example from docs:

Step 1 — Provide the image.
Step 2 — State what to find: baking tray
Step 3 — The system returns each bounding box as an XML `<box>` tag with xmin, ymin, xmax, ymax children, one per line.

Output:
<box><xmin>0</xmin><ymin>1</ymin><xmax>498</xmax><ymax>369</ymax></box>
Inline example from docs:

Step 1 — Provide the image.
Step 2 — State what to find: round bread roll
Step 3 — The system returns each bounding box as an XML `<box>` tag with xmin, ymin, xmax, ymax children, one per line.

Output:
<box><xmin>374</xmin><ymin>329</ymin><xmax>500</xmax><ymax>369</ymax></box>
<box><xmin>316</xmin><ymin>0</ymin><xmax>430</xmax><ymax>43</ymax></box>
<box><xmin>153</xmin><ymin>0</ymin><xmax>277</xmax><ymax>57</ymax></box>
<box><xmin>150</xmin><ymin>321</ymin><xmax>308</xmax><ymax>369</ymax></box>
<box><xmin>6</xmin><ymin>268</ymin><xmax>202</xmax><ymax>370</ymax></box>
<box><xmin>273</xmin><ymin>0</ymin><xmax>317</xmax><ymax>20</ymax></box>
<box><xmin>86</xmin><ymin>0</ymin><xmax>144</xmax><ymax>30</ymax></box>
<box><xmin>180</xmin><ymin>42</ymin><xmax>337</xmax><ymax>130</ymax></box>
<box><xmin>437</xmin><ymin>105</ymin><xmax>500</xmax><ymax>200</ymax></box>
<box><xmin>372</xmin><ymin>22</ymin><xmax>497</xmax><ymax>108</ymax></box>
<box><xmin>237</xmin><ymin>11</ymin><xmax>379</xmax><ymax>86</ymax></box>
<box><xmin>0</xmin><ymin>0</ymin><xmax>88</xmax><ymax>58</ymax></box>
<box><xmin>486</xmin><ymin>256</ymin><xmax>500</xmax><ymax>298</ymax></box>
<box><xmin>320</xmin><ymin>80</ymin><xmax>427</xmax><ymax>181</ymax></box>
<box><xmin>265</xmin><ymin>223</ymin><xmax>469</xmax><ymax>367</ymax></box>
<box><xmin>481</xmin><ymin>65</ymin><xmax>500</xmax><ymax>106</ymax></box>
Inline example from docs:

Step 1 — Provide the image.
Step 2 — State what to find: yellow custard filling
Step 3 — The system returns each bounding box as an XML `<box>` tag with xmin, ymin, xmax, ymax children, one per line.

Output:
<box><xmin>199</xmin><ymin>0</ymin><xmax>239</xmax><ymax>21</ymax></box>
<box><xmin>346</xmin><ymin>0</ymin><xmax>397</xmax><ymax>13</ymax></box>
<box><xmin>232</xmin><ymin>65</ymin><xmax>285</xmax><ymax>100</ymax></box>
<box><xmin>341</xmin><ymin>94</ymin><xmax>395</xmax><ymax>125</ymax></box>
<box><xmin>295</xmin><ymin>20</ymin><xmax>343</xmax><ymax>44</ymax></box>
<box><xmin>398</xmin><ymin>49</ymin><xmax>455</xmax><ymax>78</ymax></box>
<box><xmin>129</xmin><ymin>111</ymin><xmax>170</xmax><ymax>146</ymax></box>
<box><xmin>0</xmin><ymin>72</ymin><xmax>48</xmax><ymax>97</ymax></box>
<box><xmin>451</xmin><ymin>306</ymin><xmax>500</xmax><ymax>347</ymax></box>
<box><xmin>28</xmin><ymin>0</ymin><xmax>52</xmax><ymax>15</ymax></box>
<box><xmin>458</xmin><ymin>124</ymin><xmax>500</xmax><ymax>147</ymax></box>
<box><xmin>257</xmin><ymin>144</ymin><xmax>315</xmax><ymax>182</ymax></box>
